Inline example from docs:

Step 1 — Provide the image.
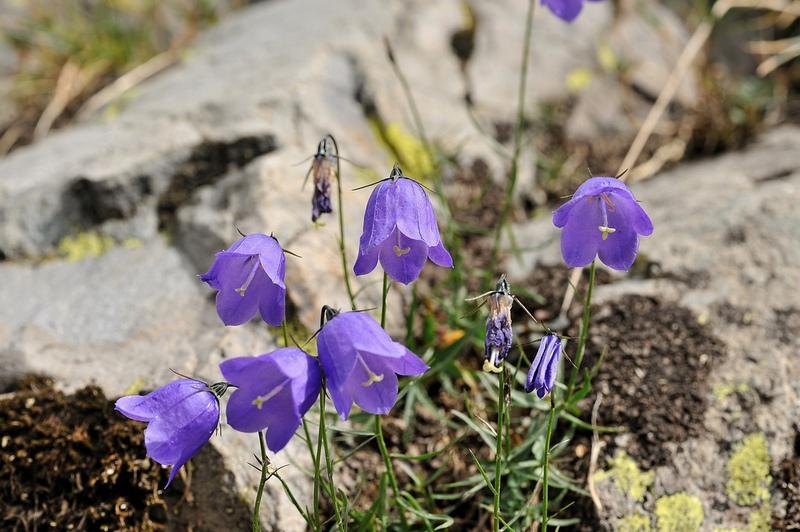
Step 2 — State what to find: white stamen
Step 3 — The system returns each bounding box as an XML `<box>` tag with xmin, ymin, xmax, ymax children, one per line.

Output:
<box><xmin>251</xmin><ymin>381</ymin><xmax>286</xmax><ymax>410</ymax></box>
<box><xmin>357</xmin><ymin>355</ymin><xmax>385</xmax><ymax>387</ymax></box>
<box><xmin>236</xmin><ymin>259</ymin><xmax>260</xmax><ymax>296</ymax></box>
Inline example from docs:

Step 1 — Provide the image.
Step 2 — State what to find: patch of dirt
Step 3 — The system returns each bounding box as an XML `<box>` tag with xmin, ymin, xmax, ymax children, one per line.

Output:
<box><xmin>0</xmin><ymin>376</ymin><xmax>250</xmax><ymax>531</ymax></box>
<box><xmin>773</xmin><ymin>431</ymin><xmax>800</xmax><ymax>531</ymax></box>
<box><xmin>583</xmin><ymin>295</ymin><xmax>726</xmax><ymax>469</ymax></box>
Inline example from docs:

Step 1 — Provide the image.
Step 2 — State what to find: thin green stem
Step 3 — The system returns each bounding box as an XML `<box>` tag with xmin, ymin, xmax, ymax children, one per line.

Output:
<box><xmin>380</xmin><ymin>272</ymin><xmax>389</xmax><ymax>329</ymax></box>
<box><xmin>541</xmin><ymin>391</ymin><xmax>556</xmax><ymax>529</ymax></box>
<box><xmin>252</xmin><ymin>431</ymin><xmax>269</xmax><ymax>532</ymax></box>
<box><xmin>492</xmin><ymin>368</ymin><xmax>506</xmax><ymax>532</ymax></box>
<box><xmin>281</xmin><ymin>320</ymin><xmax>289</xmax><ymax>347</ymax></box>
<box><xmin>319</xmin><ymin>388</ymin><xmax>345</xmax><ymax>530</ymax></box>
<box><xmin>490</xmin><ymin>0</ymin><xmax>536</xmax><ymax>276</ymax></box>
<box><xmin>565</xmin><ymin>260</ymin><xmax>596</xmax><ymax>402</ymax></box>
<box><xmin>330</xmin><ymin>135</ymin><xmax>357</xmax><ymax>311</ymax></box>
<box><xmin>303</xmin><ymin>420</ymin><xmax>321</xmax><ymax>531</ymax></box>
<box><xmin>375</xmin><ymin>415</ymin><xmax>408</xmax><ymax>528</ymax></box>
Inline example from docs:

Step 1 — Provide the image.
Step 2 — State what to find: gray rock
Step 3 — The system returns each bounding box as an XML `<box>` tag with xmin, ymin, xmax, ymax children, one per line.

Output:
<box><xmin>508</xmin><ymin>126</ymin><xmax>800</xmax><ymax>527</ymax></box>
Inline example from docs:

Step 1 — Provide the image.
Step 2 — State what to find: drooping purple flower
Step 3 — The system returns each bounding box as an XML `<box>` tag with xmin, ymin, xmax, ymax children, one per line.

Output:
<box><xmin>200</xmin><ymin>233</ymin><xmax>286</xmax><ymax>327</ymax></box>
<box><xmin>525</xmin><ymin>334</ymin><xmax>562</xmax><ymax>398</ymax></box>
<box><xmin>353</xmin><ymin>165</ymin><xmax>453</xmax><ymax>285</ymax></box>
<box><xmin>115</xmin><ymin>378</ymin><xmax>220</xmax><ymax>487</ymax></box>
<box><xmin>541</xmin><ymin>0</ymin><xmax>604</xmax><ymax>22</ymax></box>
<box><xmin>220</xmin><ymin>347</ymin><xmax>321</xmax><ymax>452</ymax></box>
<box><xmin>317</xmin><ymin>309</ymin><xmax>428</xmax><ymax>420</ymax></box>
<box><xmin>308</xmin><ymin>137</ymin><xmax>336</xmax><ymax>222</ymax></box>
<box><xmin>483</xmin><ymin>277</ymin><xmax>514</xmax><ymax>373</ymax></box>
<box><xmin>553</xmin><ymin>177</ymin><xmax>653</xmax><ymax>271</ymax></box>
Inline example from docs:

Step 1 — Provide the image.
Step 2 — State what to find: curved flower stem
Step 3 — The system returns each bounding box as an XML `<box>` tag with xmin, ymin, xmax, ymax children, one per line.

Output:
<box><xmin>490</xmin><ymin>0</ymin><xmax>535</xmax><ymax>276</ymax></box>
<box><xmin>318</xmin><ymin>386</ymin><xmax>345</xmax><ymax>530</ymax></box>
<box><xmin>252</xmin><ymin>431</ymin><xmax>269</xmax><ymax>532</ymax></box>
<box><xmin>302</xmin><ymin>420</ymin><xmax>321</xmax><ymax>531</ymax></box>
<box><xmin>329</xmin><ymin>135</ymin><xmax>357</xmax><ymax>311</ymax></box>
<box><xmin>541</xmin><ymin>391</ymin><xmax>556</xmax><ymax>529</ymax></box>
<box><xmin>492</xmin><ymin>368</ymin><xmax>506</xmax><ymax>532</ymax></box>
<box><xmin>564</xmin><ymin>260</ymin><xmax>596</xmax><ymax>402</ymax></box>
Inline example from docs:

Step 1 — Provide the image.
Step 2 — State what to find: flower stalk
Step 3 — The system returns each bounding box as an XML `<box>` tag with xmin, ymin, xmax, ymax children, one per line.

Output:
<box><xmin>492</xmin><ymin>368</ymin><xmax>506</xmax><ymax>532</ymax></box>
<box><xmin>252</xmin><ymin>431</ymin><xmax>269</xmax><ymax>532</ymax></box>
<box><xmin>329</xmin><ymin>134</ymin><xmax>358</xmax><ymax>311</ymax></box>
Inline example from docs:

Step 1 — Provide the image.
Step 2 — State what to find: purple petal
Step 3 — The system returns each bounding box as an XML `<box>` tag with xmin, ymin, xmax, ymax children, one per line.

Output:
<box><xmin>597</xmin><ymin>226</ymin><xmax>638</xmax><ymax>271</ymax></box>
<box><xmin>258</xmin><ymin>280</ymin><xmax>286</xmax><ymax>327</ymax></box>
<box><xmin>328</xmin><ymin>383</ymin><xmax>354</xmax><ymax>421</ymax></box>
<box><xmin>541</xmin><ymin>0</ymin><xmax>584</xmax><ymax>22</ymax></box>
<box><xmin>200</xmin><ymin>252</ymin><xmax>255</xmax><ymax>290</ymax></box>
<box><xmin>330</xmin><ymin>312</ymin><xmax>404</xmax><ymax>357</ymax></box>
<box><xmin>378</xmin><ymin>230</ymin><xmax>428</xmax><ymax>285</ymax></box>
<box><xmin>428</xmin><ymin>241</ymin><xmax>454</xmax><ymax>268</ymax></box>
<box><xmin>383</xmin><ymin>349</ymin><xmax>429</xmax><ymax>376</ymax></box>
<box><xmin>353</xmin><ymin>236</ymin><xmax>380</xmax><ymax>276</ymax></box>
<box><xmin>362</xmin><ymin>180</ymin><xmax>396</xmax><ymax>251</ymax></box>
<box><xmin>317</xmin><ymin>319</ymin><xmax>358</xmax><ymax>394</ymax></box>
<box><xmin>264</xmin><ymin>413</ymin><xmax>301</xmax><ymax>453</ymax></box>
<box><xmin>345</xmin><ymin>354</ymin><xmax>399</xmax><ymax>415</ymax></box>
<box><xmin>115</xmin><ymin>379</ymin><xmax>205</xmax><ymax>423</ymax></box>
<box><xmin>214</xmin><ymin>268</ymin><xmax>268</xmax><ymax>326</ymax></box>
<box><xmin>394</xmin><ymin>178</ymin><xmax>440</xmax><ymax>246</ymax></box>
<box><xmin>559</xmin><ymin>196</ymin><xmax>602</xmax><ymax>267</ymax></box>
<box><xmin>610</xmin><ymin>191</ymin><xmax>653</xmax><ymax>236</ymax></box>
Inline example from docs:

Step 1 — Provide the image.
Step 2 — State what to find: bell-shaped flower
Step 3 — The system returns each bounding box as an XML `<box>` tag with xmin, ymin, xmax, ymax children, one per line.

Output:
<box><xmin>525</xmin><ymin>334</ymin><xmax>562</xmax><ymax>398</ymax></box>
<box><xmin>115</xmin><ymin>378</ymin><xmax>220</xmax><ymax>487</ymax></box>
<box><xmin>220</xmin><ymin>347</ymin><xmax>321</xmax><ymax>452</ymax></box>
<box><xmin>354</xmin><ymin>166</ymin><xmax>452</xmax><ymax>284</ymax></box>
<box><xmin>553</xmin><ymin>177</ymin><xmax>653</xmax><ymax>271</ymax></box>
<box><xmin>317</xmin><ymin>310</ymin><xmax>428</xmax><ymax>420</ymax></box>
<box><xmin>542</xmin><ymin>0</ymin><xmax>604</xmax><ymax>22</ymax></box>
<box><xmin>200</xmin><ymin>233</ymin><xmax>286</xmax><ymax>326</ymax></box>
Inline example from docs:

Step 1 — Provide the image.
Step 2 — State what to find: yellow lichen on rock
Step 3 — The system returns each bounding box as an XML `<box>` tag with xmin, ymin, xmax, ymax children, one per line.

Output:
<box><xmin>593</xmin><ymin>450</ymin><xmax>654</xmax><ymax>501</ymax></box>
<box><xmin>726</xmin><ymin>433</ymin><xmax>771</xmax><ymax>506</ymax></box>
<box><xmin>617</xmin><ymin>513</ymin><xmax>652</xmax><ymax>532</ymax></box>
<box><xmin>746</xmin><ymin>504</ymin><xmax>771</xmax><ymax>532</ymax></box>
<box><xmin>57</xmin><ymin>231</ymin><xmax>115</xmax><ymax>261</ymax></box>
<box><xmin>655</xmin><ymin>493</ymin><xmax>704</xmax><ymax>532</ymax></box>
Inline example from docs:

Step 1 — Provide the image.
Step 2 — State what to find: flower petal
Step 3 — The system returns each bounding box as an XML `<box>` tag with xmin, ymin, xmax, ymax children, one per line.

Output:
<box><xmin>394</xmin><ymin>178</ymin><xmax>440</xmax><ymax>246</ymax></box>
<box><xmin>258</xmin><ymin>279</ymin><xmax>286</xmax><ymax>327</ymax></box>
<box><xmin>559</xmin><ymin>197</ymin><xmax>602</xmax><ymax>267</ymax></box>
<box><xmin>382</xmin><ymin>349</ymin><xmax>429</xmax><ymax>376</ymax></box>
<box><xmin>346</xmin><ymin>355</ymin><xmax>399</xmax><ymax>415</ymax></box>
<box><xmin>317</xmin><ymin>319</ymin><xmax>358</xmax><ymax>394</ymax></box>
<box><xmin>199</xmin><ymin>252</ymin><xmax>254</xmax><ymax>291</ymax></box>
<box><xmin>610</xmin><ymin>191</ymin><xmax>653</xmax><ymax>236</ymax></box>
<box><xmin>115</xmin><ymin>379</ymin><xmax>204</xmax><ymax>423</ymax></box>
<box><xmin>264</xmin><ymin>413</ymin><xmax>301</xmax><ymax>453</ymax></box>
<box><xmin>214</xmin><ymin>268</ymin><xmax>268</xmax><ymax>326</ymax></box>
<box><xmin>362</xmin><ymin>180</ymin><xmax>396</xmax><ymax>251</ymax></box>
<box><xmin>353</xmin><ymin>237</ymin><xmax>380</xmax><ymax>276</ymax></box>
<box><xmin>541</xmin><ymin>0</ymin><xmax>584</xmax><ymax>22</ymax></box>
<box><xmin>378</xmin><ymin>230</ymin><xmax>428</xmax><ymax>285</ymax></box>
<box><xmin>428</xmin><ymin>241</ymin><xmax>454</xmax><ymax>268</ymax></box>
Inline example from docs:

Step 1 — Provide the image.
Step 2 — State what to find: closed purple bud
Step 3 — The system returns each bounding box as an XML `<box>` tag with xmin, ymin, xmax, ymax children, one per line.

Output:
<box><xmin>220</xmin><ymin>347</ymin><xmax>321</xmax><ymax>453</ymax></box>
<box><xmin>353</xmin><ymin>166</ymin><xmax>453</xmax><ymax>285</ymax></box>
<box><xmin>483</xmin><ymin>291</ymin><xmax>514</xmax><ymax>373</ymax></box>
<box><xmin>115</xmin><ymin>379</ymin><xmax>220</xmax><ymax>487</ymax></box>
<box><xmin>200</xmin><ymin>233</ymin><xmax>286</xmax><ymax>327</ymax></box>
<box><xmin>541</xmin><ymin>0</ymin><xmax>604</xmax><ymax>22</ymax></box>
<box><xmin>525</xmin><ymin>334</ymin><xmax>562</xmax><ymax>398</ymax></box>
<box><xmin>317</xmin><ymin>310</ymin><xmax>428</xmax><ymax>420</ymax></box>
<box><xmin>553</xmin><ymin>177</ymin><xmax>653</xmax><ymax>271</ymax></box>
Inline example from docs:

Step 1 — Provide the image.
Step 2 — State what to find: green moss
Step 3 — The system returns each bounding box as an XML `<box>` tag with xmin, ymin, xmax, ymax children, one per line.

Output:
<box><xmin>726</xmin><ymin>433</ymin><xmax>771</xmax><ymax>506</ymax></box>
<box><xmin>746</xmin><ymin>504</ymin><xmax>771</xmax><ymax>532</ymax></box>
<box><xmin>655</xmin><ymin>493</ymin><xmax>704</xmax><ymax>532</ymax></box>
<box><xmin>713</xmin><ymin>383</ymin><xmax>750</xmax><ymax>402</ymax></box>
<box><xmin>57</xmin><ymin>231</ymin><xmax>115</xmax><ymax>261</ymax></box>
<box><xmin>593</xmin><ymin>451</ymin><xmax>654</xmax><ymax>502</ymax></box>
<box><xmin>617</xmin><ymin>513</ymin><xmax>652</xmax><ymax>532</ymax></box>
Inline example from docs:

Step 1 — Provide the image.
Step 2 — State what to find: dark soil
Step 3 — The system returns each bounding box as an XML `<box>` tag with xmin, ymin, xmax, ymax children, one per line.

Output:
<box><xmin>773</xmin><ymin>431</ymin><xmax>800</xmax><ymax>531</ymax></box>
<box><xmin>584</xmin><ymin>295</ymin><xmax>725</xmax><ymax>469</ymax></box>
<box><xmin>0</xmin><ymin>376</ymin><xmax>250</xmax><ymax>531</ymax></box>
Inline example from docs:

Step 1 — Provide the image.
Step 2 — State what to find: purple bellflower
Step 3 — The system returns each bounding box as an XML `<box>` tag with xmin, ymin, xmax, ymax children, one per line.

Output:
<box><xmin>307</xmin><ymin>136</ymin><xmax>337</xmax><ymax>222</ymax></box>
<box><xmin>316</xmin><ymin>307</ymin><xmax>428</xmax><ymax>420</ymax></box>
<box><xmin>200</xmin><ymin>233</ymin><xmax>286</xmax><ymax>327</ymax></box>
<box><xmin>483</xmin><ymin>276</ymin><xmax>514</xmax><ymax>373</ymax></box>
<box><xmin>541</xmin><ymin>0</ymin><xmax>604</xmax><ymax>22</ymax></box>
<box><xmin>354</xmin><ymin>165</ymin><xmax>453</xmax><ymax>285</ymax></box>
<box><xmin>553</xmin><ymin>177</ymin><xmax>653</xmax><ymax>271</ymax></box>
<box><xmin>115</xmin><ymin>378</ymin><xmax>220</xmax><ymax>487</ymax></box>
<box><xmin>220</xmin><ymin>347</ymin><xmax>321</xmax><ymax>452</ymax></box>
<box><xmin>525</xmin><ymin>334</ymin><xmax>562</xmax><ymax>398</ymax></box>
